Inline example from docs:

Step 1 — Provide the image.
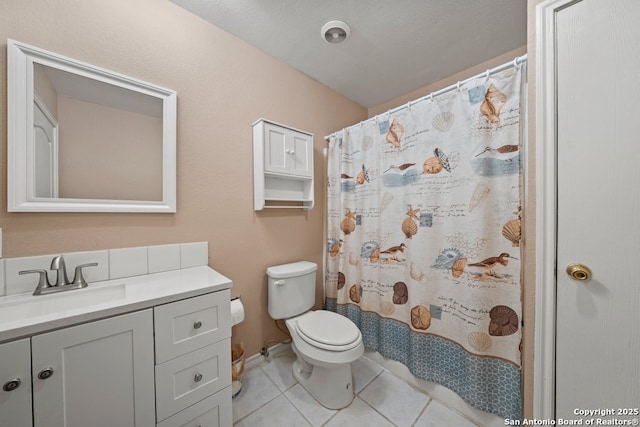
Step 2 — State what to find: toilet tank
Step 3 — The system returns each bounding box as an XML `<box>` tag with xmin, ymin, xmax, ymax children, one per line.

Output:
<box><xmin>267</xmin><ymin>261</ymin><xmax>318</xmax><ymax>320</ymax></box>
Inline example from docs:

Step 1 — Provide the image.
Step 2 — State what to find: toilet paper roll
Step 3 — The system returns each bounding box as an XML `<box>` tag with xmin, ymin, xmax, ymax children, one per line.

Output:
<box><xmin>231</xmin><ymin>298</ymin><xmax>245</xmax><ymax>326</ymax></box>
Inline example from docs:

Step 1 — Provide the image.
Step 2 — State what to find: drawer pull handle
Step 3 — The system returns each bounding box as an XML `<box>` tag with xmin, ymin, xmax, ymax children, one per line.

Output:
<box><xmin>193</xmin><ymin>321</ymin><xmax>202</xmax><ymax>330</ymax></box>
<box><xmin>2</xmin><ymin>378</ymin><xmax>21</xmax><ymax>392</ymax></box>
<box><xmin>38</xmin><ymin>367</ymin><xmax>54</xmax><ymax>380</ymax></box>
<box><xmin>194</xmin><ymin>373</ymin><xmax>203</xmax><ymax>383</ymax></box>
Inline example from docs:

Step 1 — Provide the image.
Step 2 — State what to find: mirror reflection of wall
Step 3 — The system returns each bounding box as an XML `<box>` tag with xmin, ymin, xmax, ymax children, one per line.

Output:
<box><xmin>33</xmin><ymin>63</ymin><xmax>163</xmax><ymax>201</ymax></box>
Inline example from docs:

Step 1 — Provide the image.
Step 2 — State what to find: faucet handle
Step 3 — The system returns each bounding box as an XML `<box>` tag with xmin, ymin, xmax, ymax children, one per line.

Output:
<box><xmin>72</xmin><ymin>263</ymin><xmax>98</xmax><ymax>288</ymax></box>
<box><xmin>19</xmin><ymin>269</ymin><xmax>52</xmax><ymax>295</ymax></box>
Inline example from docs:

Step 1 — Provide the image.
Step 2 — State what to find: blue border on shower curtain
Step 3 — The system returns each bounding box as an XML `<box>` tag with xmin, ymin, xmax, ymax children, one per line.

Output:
<box><xmin>326</xmin><ymin>299</ymin><xmax>522</xmax><ymax>421</ymax></box>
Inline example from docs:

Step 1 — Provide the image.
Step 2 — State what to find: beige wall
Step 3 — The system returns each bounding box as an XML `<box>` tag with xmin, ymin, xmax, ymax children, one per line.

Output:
<box><xmin>0</xmin><ymin>0</ymin><xmax>366</xmax><ymax>358</ymax></box>
<box><xmin>57</xmin><ymin>96</ymin><xmax>163</xmax><ymax>201</ymax></box>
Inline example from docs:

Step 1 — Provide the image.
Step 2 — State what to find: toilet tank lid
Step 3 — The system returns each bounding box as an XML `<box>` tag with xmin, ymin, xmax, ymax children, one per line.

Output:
<box><xmin>267</xmin><ymin>261</ymin><xmax>318</xmax><ymax>279</ymax></box>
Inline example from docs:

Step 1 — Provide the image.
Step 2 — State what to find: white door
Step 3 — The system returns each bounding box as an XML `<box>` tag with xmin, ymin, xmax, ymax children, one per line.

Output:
<box><xmin>31</xmin><ymin>310</ymin><xmax>155</xmax><ymax>427</ymax></box>
<box><xmin>33</xmin><ymin>97</ymin><xmax>58</xmax><ymax>198</ymax></box>
<box><xmin>555</xmin><ymin>0</ymin><xmax>640</xmax><ymax>418</ymax></box>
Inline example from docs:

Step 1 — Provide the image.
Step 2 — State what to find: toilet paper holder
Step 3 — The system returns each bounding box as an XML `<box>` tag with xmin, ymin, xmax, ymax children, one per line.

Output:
<box><xmin>230</xmin><ymin>295</ymin><xmax>245</xmax><ymax>326</ymax></box>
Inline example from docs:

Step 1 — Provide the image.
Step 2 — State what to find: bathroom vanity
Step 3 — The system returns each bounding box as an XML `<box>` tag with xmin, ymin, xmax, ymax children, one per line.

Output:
<box><xmin>0</xmin><ymin>265</ymin><xmax>233</xmax><ymax>427</ymax></box>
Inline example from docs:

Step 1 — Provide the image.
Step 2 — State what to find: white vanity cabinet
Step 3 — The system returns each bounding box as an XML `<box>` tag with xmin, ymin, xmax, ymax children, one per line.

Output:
<box><xmin>0</xmin><ymin>338</ymin><xmax>32</xmax><ymax>427</ymax></box>
<box><xmin>0</xmin><ymin>288</ymin><xmax>232</xmax><ymax>427</ymax></box>
<box><xmin>32</xmin><ymin>310</ymin><xmax>155</xmax><ymax>427</ymax></box>
<box><xmin>154</xmin><ymin>291</ymin><xmax>232</xmax><ymax>426</ymax></box>
<box><xmin>253</xmin><ymin>119</ymin><xmax>314</xmax><ymax>210</ymax></box>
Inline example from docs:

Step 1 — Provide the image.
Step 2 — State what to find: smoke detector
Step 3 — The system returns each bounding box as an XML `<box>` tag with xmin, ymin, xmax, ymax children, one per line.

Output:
<box><xmin>321</xmin><ymin>20</ymin><xmax>350</xmax><ymax>44</ymax></box>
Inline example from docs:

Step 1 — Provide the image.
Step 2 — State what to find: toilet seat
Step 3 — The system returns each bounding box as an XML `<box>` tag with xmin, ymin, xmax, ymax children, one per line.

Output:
<box><xmin>295</xmin><ymin>311</ymin><xmax>362</xmax><ymax>351</ymax></box>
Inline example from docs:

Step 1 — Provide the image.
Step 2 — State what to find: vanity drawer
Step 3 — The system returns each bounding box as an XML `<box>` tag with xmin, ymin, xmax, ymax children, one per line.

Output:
<box><xmin>156</xmin><ymin>386</ymin><xmax>232</xmax><ymax>427</ymax></box>
<box><xmin>155</xmin><ymin>339</ymin><xmax>231</xmax><ymax>422</ymax></box>
<box><xmin>154</xmin><ymin>290</ymin><xmax>231</xmax><ymax>363</ymax></box>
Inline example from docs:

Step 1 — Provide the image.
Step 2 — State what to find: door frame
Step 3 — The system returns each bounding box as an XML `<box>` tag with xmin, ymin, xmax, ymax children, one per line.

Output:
<box><xmin>533</xmin><ymin>0</ymin><xmax>581</xmax><ymax>420</ymax></box>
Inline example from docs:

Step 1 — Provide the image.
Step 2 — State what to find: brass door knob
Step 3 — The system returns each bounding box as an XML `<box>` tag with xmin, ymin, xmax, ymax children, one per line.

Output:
<box><xmin>566</xmin><ymin>263</ymin><xmax>592</xmax><ymax>281</ymax></box>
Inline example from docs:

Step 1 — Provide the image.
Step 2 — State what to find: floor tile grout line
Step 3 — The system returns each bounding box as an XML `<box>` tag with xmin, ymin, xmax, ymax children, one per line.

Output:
<box><xmin>232</xmin><ymin>392</ymin><xmax>281</xmax><ymax>425</ymax></box>
<box><xmin>354</xmin><ymin>367</ymin><xmax>384</xmax><ymax>396</ymax></box>
<box><xmin>411</xmin><ymin>398</ymin><xmax>434</xmax><ymax>427</ymax></box>
<box><xmin>232</xmin><ymin>363</ymin><xmax>287</xmax><ymax>424</ymax></box>
<box><xmin>281</xmin><ymin>387</ymin><xmax>315</xmax><ymax>427</ymax></box>
<box><xmin>356</xmin><ymin>395</ymin><xmax>401</xmax><ymax>427</ymax></box>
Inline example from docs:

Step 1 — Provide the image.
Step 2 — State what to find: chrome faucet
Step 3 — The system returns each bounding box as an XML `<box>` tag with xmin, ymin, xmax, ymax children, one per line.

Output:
<box><xmin>19</xmin><ymin>255</ymin><xmax>98</xmax><ymax>296</ymax></box>
<box><xmin>51</xmin><ymin>255</ymin><xmax>71</xmax><ymax>287</ymax></box>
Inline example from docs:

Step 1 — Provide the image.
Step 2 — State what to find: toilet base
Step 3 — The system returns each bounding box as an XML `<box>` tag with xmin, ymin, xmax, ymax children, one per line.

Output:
<box><xmin>291</xmin><ymin>358</ymin><xmax>355</xmax><ymax>410</ymax></box>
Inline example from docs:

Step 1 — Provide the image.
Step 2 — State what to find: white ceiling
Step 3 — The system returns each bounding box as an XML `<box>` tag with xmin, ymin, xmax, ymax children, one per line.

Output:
<box><xmin>171</xmin><ymin>0</ymin><xmax>527</xmax><ymax>108</ymax></box>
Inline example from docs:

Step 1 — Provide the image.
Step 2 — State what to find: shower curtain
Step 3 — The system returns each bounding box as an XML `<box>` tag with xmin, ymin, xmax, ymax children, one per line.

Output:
<box><xmin>326</xmin><ymin>65</ymin><xmax>524</xmax><ymax>420</ymax></box>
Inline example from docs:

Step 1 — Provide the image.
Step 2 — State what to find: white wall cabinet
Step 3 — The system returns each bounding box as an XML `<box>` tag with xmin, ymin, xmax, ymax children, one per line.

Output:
<box><xmin>0</xmin><ymin>338</ymin><xmax>32</xmax><ymax>427</ymax></box>
<box><xmin>0</xmin><ymin>291</ymin><xmax>232</xmax><ymax>427</ymax></box>
<box><xmin>253</xmin><ymin>119</ymin><xmax>314</xmax><ymax>210</ymax></box>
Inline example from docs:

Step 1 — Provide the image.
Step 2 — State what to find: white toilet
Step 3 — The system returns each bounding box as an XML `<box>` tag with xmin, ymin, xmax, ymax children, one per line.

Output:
<box><xmin>267</xmin><ymin>261</ymin><xmax>364</xmax><ymax>409</ymax></box>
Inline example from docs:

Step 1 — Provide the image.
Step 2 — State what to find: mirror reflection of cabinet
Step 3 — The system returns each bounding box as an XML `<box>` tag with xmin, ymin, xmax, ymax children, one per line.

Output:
<box><xmin>7</xmin><ymin>39</ymin><xmax>177</xmax><ymax>213</ymax></box>
<box><xmin>253</xmin><ymin>119</ymin><xmax>314</xmax><ymax>210</ymax></box>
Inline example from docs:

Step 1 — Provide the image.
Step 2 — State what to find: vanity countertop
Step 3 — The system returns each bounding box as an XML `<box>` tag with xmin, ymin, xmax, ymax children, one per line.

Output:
<box><xmin>0</xmin><ymin>266</ymin><xmax>232</xmax><ymax>343</ymax></box>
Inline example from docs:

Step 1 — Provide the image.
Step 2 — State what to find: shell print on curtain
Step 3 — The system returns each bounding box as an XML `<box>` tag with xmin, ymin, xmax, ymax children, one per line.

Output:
<box><xmin>326</xmin><ymin>66</ymin><xmax>524</xmax><ymax>420</ymax></box>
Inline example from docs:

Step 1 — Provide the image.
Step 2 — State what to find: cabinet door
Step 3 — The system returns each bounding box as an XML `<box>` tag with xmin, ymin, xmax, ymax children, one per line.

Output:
<box><xmin>0</xmin><ymin>338</ymin><xmax>32</xmax><ymax>427</ymax></box>
<box><xmin>263</xmin><ymin>123</ymin><xmax>289</xmax><ymax>175</ymax></box>
<box><xmin>288</xmin><ymin>130</ymin><xmax>313</xmax><ymax>177</ymax></box>
<box><xmin>32</xmin><ymin>310</ymin><xmax>155</xmax><ymax>427</ymax></box>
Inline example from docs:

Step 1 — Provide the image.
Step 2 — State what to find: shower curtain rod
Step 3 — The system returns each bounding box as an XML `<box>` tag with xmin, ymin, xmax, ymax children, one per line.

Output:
<box><xmin>324</xmin><ymin>54</ymin><xmax>527</xmax><ymax>140</ymax></box>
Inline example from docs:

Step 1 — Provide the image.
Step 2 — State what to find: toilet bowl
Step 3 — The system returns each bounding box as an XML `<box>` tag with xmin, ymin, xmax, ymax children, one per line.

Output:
<box><xmin>267</xmin><ymin>261</ymin><xmax>364</xmax><ymax>409</ymax></box>
<box><xmin>286</xmin><ymin>310</ymin><xmax>364</xmax><ymax>409</ymax></box>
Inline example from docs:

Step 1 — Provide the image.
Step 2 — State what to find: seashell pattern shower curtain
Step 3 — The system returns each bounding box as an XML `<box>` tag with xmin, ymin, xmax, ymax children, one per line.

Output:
<box><xmin>326</xmin><ymin>66</ymin><xmax>524</xmax><ymax>420</ymax></box>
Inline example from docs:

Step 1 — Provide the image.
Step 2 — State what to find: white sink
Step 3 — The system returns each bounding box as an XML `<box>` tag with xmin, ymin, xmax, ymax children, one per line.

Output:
<box><xmin>0</xmin><ymin>284</ymin><xmax>126</xmax><ymax>324</ymax></box>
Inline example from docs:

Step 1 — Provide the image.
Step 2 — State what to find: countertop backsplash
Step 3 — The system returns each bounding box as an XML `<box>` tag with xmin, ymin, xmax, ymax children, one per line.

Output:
<box><xmin>1</xmin><ymin>242</ymin><xmax>209</xmax><ymax>297</ymax></box>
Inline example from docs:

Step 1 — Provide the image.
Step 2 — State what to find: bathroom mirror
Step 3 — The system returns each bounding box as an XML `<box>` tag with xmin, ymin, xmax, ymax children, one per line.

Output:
<box><xmin>7</xmin><ymin>39</ymin><xmax>177</xmax><ymax>212</ymax></box>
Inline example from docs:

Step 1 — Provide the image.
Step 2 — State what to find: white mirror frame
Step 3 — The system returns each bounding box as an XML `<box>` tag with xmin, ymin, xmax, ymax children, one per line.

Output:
<box><xmin>7</xmin><ymin>39</ymin><xmax>177</xmax><ymax>213</ymax></box>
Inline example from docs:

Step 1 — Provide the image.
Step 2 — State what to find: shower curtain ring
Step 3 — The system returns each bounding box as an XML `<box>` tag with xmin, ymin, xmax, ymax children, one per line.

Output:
<box><xmin>429</xmin><ymin>93</ymin><xmax>434</xmax><ymax>102</ymax></box>
<box><xmin>513</xmin><ymin>57</ymin><xmax>520</xmax><ymax>68</ymax></box>
<box><xmin>485</xmin><ymin>69</ymin><xmax>490</xmax><ymax>79</ymax></box>
<box><xmin>456</xmin><ymin>81</ymin><xmax>461</xmax><ymax>91</ymax></box>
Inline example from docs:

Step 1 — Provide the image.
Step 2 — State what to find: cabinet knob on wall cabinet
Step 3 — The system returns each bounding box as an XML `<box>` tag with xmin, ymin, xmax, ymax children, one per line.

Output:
<box><xmin>2</xmin><ymin>377</ymin><xmax>22</xmax><ymax>392</ymax></box>
<box><xmin>193</xmin><ymin>321</ymin><xmax>202</xmax><ymax>330</ymax></box>
<box><xmin>37</xmin><ymin>367</ymin><xmax>54</xmax><ymax>380</ymax></box>
<box><xmin>194</xmin><ymin>373</ymin><xmax>203</xmax><ymax>383</ymax></box>
<box><xmin>290</xmin><ymin>150</ymin><xmax>295</xmax><ymax>155</ymax></box>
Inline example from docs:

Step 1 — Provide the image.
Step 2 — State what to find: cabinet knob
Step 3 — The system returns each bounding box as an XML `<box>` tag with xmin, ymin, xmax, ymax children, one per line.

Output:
<box><xmin>2</xmin><ymin>377</ymin><xmax>22</xmax><ymax>392</ymax></box>
<box><xmin>285</xmin><ymin>149</ymin><xmax>291</xmax><ymax>154</ymax></box>
<box><xmin>37</xmin><ymin>367</ymin><xmax>54</xmax><ymax>380</ymax></box>
<box><xmin>193</xmin><ymin>321</ymin><xmax>202</xmax><ymax>330</ymax></box>
<box><xmin>194</xmin><ymin>373</ymin><xmax>203</xmax><ymax>383</ymax></box>
<box><xmin>290</xmin><ymin>150</ymin><xmax>295</xmax><ymax>155</ymax></box>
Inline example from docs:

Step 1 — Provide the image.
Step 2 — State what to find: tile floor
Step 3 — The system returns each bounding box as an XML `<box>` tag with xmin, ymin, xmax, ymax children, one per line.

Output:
<box><xmin>232</xmin><ymin>346</ymin><xmax>481</xmax><ymax>427</ymax></box>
